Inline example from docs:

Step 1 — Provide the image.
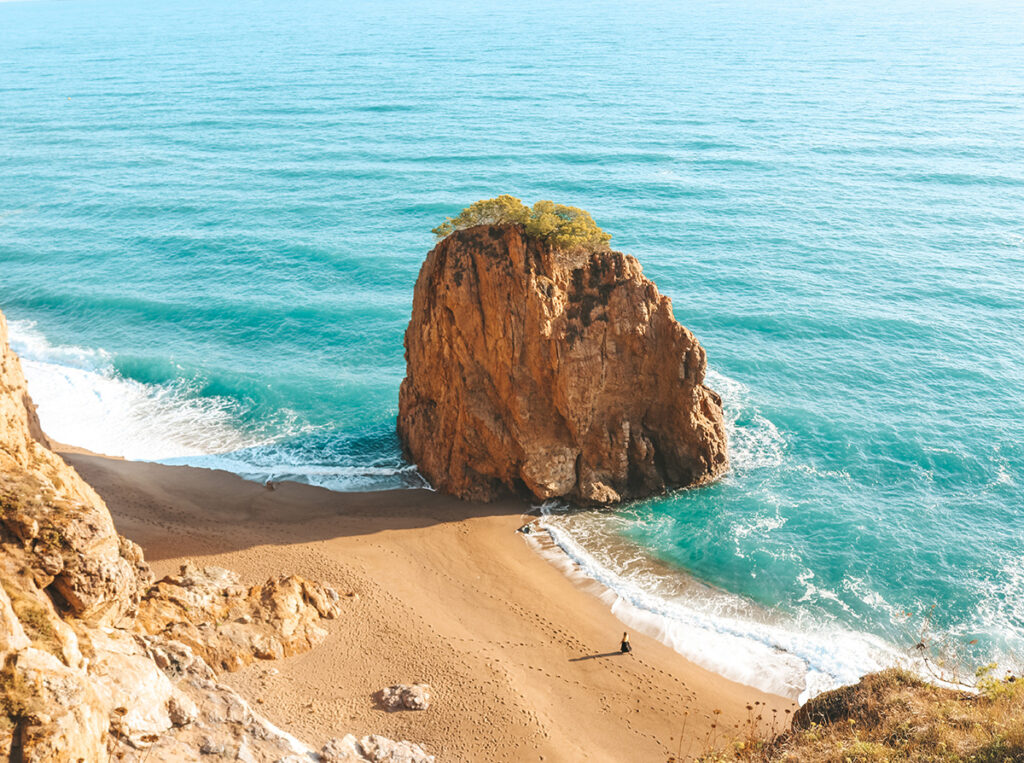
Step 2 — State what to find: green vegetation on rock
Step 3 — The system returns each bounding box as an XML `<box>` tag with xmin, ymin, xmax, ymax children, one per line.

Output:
<box><xmin>432</xmin><ymin>195</ymin><xmax>612</xmax><ymax>252</ymax></box>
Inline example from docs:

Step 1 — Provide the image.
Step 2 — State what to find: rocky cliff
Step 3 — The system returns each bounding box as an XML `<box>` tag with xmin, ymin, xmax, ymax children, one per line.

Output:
<box><xmin>398</xmin><ymin>224</ymin><xmax>728</xmax><ymax>505</ymax></box>
<box><xmin>0</xmin><ymin>310</ymin><xmax>433</xmax><ymax>762</ymax></box>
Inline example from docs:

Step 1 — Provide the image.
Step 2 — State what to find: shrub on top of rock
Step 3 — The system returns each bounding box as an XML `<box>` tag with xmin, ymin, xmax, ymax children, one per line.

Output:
<box><xmin>431</xmin><ymin>195</ymin><xmax>612</xmax><ymax>252</ymax></box>
<box><xmin>400</xmin><ymin>219</ymin><xmax>729</xmax><ymax>506</ymax></box>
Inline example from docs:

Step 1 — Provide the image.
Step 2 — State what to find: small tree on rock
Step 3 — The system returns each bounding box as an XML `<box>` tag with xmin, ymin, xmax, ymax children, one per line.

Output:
<box><xmin>433</xmin><ymin>196</ymin><xmax>612</xmax><ymax>252</ymax></box>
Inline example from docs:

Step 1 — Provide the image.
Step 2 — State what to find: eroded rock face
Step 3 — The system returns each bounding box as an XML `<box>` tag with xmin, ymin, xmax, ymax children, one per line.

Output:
<box><xmin>398</xmin><ymin>224</ymin><xmax>728</xmax><ymax>504</ymax></box>
<box><xmin>7</xmin><ymin>648</ymin><xmax>109</xmax><ymax>763</ymax></box>
<box><xmin>136</xmin><ymin>563</ymin><xmax>343</xmax><ymax>671</ymax></box>
<box><xmin>0</xmin><ymin>311</ymin><xmax>150</xmax><ymax>628</ymax></box>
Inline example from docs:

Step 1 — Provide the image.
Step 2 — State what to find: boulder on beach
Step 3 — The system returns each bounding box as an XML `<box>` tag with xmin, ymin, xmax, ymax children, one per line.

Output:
<box><xmin>379</xmin><ymin>683</ymin><xmax>432</xmax><ymax>711</ymax></box>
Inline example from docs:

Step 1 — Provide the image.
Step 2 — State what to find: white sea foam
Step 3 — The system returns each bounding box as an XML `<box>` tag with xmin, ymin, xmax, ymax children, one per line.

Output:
<box><xmin>161</xmin><ymin>451</ymin><xmax>426</xmax><ymax>492</ymax></box>
<box><xmin>8</xmin><ymin>320</ymin><xmax>422</xmax><ymax>491</ymax></box>
<box><xmin>968</xmin><ymin>553</ymin><xmax>1024</xmax><ymax>673</ymax></box>
<box><xmin>529</xmin><ymin>513</ymin><xmax>907</xmax><ymax>703</ymax></box>
<box><xmin>841</xmin><ymin>576</ymin><xmax>906</xmax><ymax>622</ymax></box>
<box><xmin>992</xmin><ymin>454</ymin><xmax>1016</xmax><ymax>487</ymax></box>
<box><xmin>707</xmin><ymin>369</ymin><xmax>786</xmax><ymax>474</ymax></box>
<box><xmin>9</xmin><ymin>320</ymin><xmax>259</xmax><ymax>461</ymax></box>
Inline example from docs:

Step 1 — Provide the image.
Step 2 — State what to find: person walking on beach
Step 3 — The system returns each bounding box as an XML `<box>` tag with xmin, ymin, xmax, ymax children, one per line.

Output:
<box><xmin>620</xmin><ymin>632</ymin><xmax>632</xmax><ymax>654</ymax></box>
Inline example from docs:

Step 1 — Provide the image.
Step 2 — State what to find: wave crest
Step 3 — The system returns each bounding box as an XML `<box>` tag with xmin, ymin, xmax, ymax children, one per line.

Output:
<box><xmin>10</xmin><ymin>320</ymin><xmax>259</xmax><ymax>460</ymax></box>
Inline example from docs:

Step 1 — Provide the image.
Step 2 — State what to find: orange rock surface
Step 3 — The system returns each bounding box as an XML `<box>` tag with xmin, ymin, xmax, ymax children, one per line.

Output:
<box><xmin>398</xmin><ymin>224</ymin><xmax>728</xmax><ymax>504</ymax></box>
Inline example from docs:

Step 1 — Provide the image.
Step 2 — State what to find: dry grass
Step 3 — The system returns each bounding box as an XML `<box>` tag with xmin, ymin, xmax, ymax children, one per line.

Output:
<box><xmin>0</xmin><ymin>580</ymin><xmax>62</xmax><ymax>660</ymax></box>
<box><xmin>0</xmin><ymin>655</ymin><xmax>42</xmax><ymax>734</ymax></box>
<box><xmin>684</xmin><ymin>668</ymin><xmax>1023</xmax><ymax>762</ymax></box>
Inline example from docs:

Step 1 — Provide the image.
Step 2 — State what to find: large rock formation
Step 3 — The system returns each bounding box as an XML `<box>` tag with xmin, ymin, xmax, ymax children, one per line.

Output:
<box><xmin>0</xmin><ymin>309</ymin><xmax>432</xmax><ymax>762</ymax></box>
<box><xmin>398</xmin><ymin>224</ymin><xmax>728</xmax><ymax>504</ymax></box>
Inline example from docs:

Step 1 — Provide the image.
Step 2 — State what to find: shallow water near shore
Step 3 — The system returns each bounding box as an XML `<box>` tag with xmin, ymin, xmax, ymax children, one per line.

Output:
<box><xmin>2</xmin><ymin>0</ymin><xmax>1023</xmax><ymax>699</ymax></box>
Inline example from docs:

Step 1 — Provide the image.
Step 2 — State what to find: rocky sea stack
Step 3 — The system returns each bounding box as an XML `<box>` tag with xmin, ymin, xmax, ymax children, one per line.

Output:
<box><xmin>399</xmin><ymin>207</ymin><xmax>728</xmax><ymax>505</ymax></box>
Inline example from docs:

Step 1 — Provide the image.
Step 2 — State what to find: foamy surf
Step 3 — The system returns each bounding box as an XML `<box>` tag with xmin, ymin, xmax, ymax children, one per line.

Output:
<box><xmin>517</xmin><ymin>371</ymin><xmax>909</xmax><ymax>704</ymax></box>
<box><xmin>9</xmin><ymin>320</ymin><xmax>259</xmax><ymax>460</ymax></box>
<box><xmin>706</xmin><ymin>368</ymin><xmax>786</xmax><ymax>476</ymax></box>
<box><xmin>527</xmin><ymin>511</ymin><xmax>904</xmax><ymax>703</ymax></box>
<box><xmin>8</xmin><ymin>320</ymin><xmax>422</xmax><ymax>492</ymax></box>
<box><xmin>161</xmin><ymin>451</ymin><xmax>426</xmax><ymax>492</ymax></box>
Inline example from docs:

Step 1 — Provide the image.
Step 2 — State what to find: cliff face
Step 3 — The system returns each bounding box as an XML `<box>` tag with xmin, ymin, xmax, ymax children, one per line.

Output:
<box><xmin>0</xmin><ymin>311</ymin><xmax>148</xmax><ymax>630</ymax></box>
<box><xmin>0</xmin><ymin>310</ymin><xmax>433</xmax><ymax>762</ymax></box>
<box><xmin>398</xmin><ymin>224</ymin><xmax>728</xmax><ymax>505</ymax></box>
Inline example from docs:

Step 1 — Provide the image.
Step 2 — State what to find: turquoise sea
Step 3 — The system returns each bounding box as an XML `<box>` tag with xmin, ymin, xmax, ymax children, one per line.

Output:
<box><xmin>2</xmin><ymin>0</ymin><xmax>1022</xmax><ymax>700</ymax></box>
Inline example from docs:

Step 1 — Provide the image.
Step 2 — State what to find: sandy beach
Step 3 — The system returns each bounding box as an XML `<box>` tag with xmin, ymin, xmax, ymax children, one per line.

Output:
<box><xmin>62</xmin><ymin>449</ymin><xmax>795</xmax><ymax>762</ymax></box>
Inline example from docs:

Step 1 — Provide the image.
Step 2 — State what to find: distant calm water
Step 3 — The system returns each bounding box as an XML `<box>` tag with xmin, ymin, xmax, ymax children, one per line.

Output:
<box><xmin>2</xmin><ymin>0</ymin><xmax>1022</xmax><ymax>700</ymax></box>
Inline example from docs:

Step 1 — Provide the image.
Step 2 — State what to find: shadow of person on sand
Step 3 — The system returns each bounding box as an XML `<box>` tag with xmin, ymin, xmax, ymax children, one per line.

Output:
<box><xmin>568</xmin><ymin>652</ymin><xmax>623</xmax><ymax>662</ymax></box>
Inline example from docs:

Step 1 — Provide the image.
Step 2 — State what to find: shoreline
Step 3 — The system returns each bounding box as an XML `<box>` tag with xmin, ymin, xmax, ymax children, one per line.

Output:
<box><xmin>531</xmin><ymin>513</ymin><xmax>908</xmax><ymax>705</ymax></box>
<box><xmin>60</xmin><ymin>448</ymin><xmax>796</xmax><ymax>762</ymax></box>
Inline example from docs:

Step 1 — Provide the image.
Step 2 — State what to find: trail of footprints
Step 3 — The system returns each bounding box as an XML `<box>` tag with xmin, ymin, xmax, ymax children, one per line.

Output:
<box><xmin>276</xmin><ymin>535</ymin><xmax>710</xmax><ymax>760</ymax></box>
<box><xmin>350</xmin><ymin>543</ymin><xmax>551</xmax><ymax>760</ymax></box>
<box><xmin>397</xmin><ymin>539</ymin><xmax>703</xmax><ymax>757</ymax></box>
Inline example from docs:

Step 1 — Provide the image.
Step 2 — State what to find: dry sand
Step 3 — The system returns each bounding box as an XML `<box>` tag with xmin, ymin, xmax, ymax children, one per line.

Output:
<box><xmin>63</xmin><ymin>450</ymin><xmax>796</xmax><ymax>762</ymax></box>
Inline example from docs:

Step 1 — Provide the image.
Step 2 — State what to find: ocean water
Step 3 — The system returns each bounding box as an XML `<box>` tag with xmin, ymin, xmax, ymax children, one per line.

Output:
<box><xmin>2</xmin><ymin>0</ymin><xmax>1023</xmax><ymax>700</ymax></box>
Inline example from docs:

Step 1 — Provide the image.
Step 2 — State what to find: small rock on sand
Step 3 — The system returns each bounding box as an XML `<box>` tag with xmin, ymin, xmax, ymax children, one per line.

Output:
<box><xmin>379</xmin><ymin>683</ymin><xmax>432</xmax><ymax>711</ymax></box>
